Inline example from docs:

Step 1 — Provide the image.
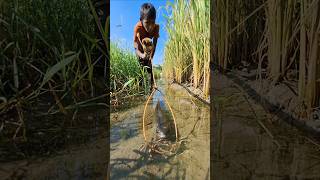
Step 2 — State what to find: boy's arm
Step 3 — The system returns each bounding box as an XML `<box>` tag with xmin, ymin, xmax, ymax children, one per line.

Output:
<box><xmin>151</xmin><ymin>37</ymin><xmax>158</xmax><ymax>60</ymax></box>
<box><xmin>151</xmin><ymin>25</ymin><xmax>159</xmax><ymax>60</ymax></box>
<box><xmin>135</xmin><ymin>43</ymin><xmax>146</xmax><ymax>59</ymax></box>
<box><xmin>134</xmin><ymin>26</ymin><xmax>146</xmax><ymax>60</ymax></box>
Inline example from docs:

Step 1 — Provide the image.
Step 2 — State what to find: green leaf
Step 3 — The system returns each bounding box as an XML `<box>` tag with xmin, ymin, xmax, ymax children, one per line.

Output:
<box><xmin>40</xmin><ymin>52</ymin><xmax>79</xmax><ymax>88</ymax></box>
<box><xmin>122</xmin><ymin>78</ymin><xmax>135</xmax><ymax>90</ymax></box>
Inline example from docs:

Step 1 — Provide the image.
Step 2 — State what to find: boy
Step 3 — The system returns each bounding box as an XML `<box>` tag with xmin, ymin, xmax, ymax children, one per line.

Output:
<box><xmin>133</xmin><ymin>3</ymin><xmax>159</xmax><ymax>91</ymax></box>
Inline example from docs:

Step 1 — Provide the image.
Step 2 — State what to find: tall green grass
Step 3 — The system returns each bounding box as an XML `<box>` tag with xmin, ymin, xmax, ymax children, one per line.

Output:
<box><xmin>153</xmin><ymin>65</ymin><xmax>162</xmax><ymax>80</ymax></box>
<box><xmin>110</xmin><ymin>43</ymin><xmax>149</xmax><ymax>97</ymax></box>
<box><xmin>0</xmin><ymin>0</ymin><xmax>108</xmax><ymax>139</ymax></box>
<box><xmin>163</xmin><ymin>0</ymin><xmax>210</xmax><ymax>98</ymax></box>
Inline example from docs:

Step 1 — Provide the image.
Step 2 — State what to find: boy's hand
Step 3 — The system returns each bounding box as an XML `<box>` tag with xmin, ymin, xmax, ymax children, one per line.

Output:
<box><xmin>140</xmin><ymin>53</ymin><xmax>146</xmax><ymax>59</ymax></box>
<box><xmin>135</xmin><ymin>48</ymin><xmax>148</xmax><ymax>61</ymax></box>
<box><xmin>141</xmin><ymin>53</ymin><xmax>150</xmax><ymax>61</ymax></box>
<box><xmin>141</xmin><ymin>53</ymin><xmax>152</xmax><ymax>61</ymax></box>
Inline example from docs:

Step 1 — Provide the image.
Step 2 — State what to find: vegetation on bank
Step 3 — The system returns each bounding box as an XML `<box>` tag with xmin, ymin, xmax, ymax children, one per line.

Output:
<box><xmin>110</xmin><ymin>43</ymin><xmax>149</xmax><ymax>96</ymax></box>
<box><xmin>110</xmin><ymin>42</ymin><xmax>162</xmax><ymax>107</ymax></box>
<box><xmin>163</xmin><ymin>0</ymin><xmax>210</xmax><ymax>99</ymax></box>
<box><xmin>214</xmin><ymin>0</ymin><xmax>320</xmax><ymax>118</ymax></box>
<box><xmin>0</xmin><ymin>0</ymin><xmax>107</xmax><ymax>141</ymax></box>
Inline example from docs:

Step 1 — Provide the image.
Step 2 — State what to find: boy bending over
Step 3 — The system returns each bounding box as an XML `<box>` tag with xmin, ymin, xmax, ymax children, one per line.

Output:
<box><xmin>133</xmin><ymin>3</ymin><xmax>159</xmax><ymax>91</ymax></box>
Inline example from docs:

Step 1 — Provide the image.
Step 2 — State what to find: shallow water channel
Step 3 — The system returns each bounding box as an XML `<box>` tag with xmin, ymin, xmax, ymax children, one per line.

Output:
<box><xmin>212</xmin><ymin>73</ymin><xmax>320</xmax><ymax>180</ymax></box>
<box><xmin>110</xmin><ymin>79</ymin><xmax>210</xmax><ymax>179</ymax></box>
<box><xmin>0</xmin><ymin>121</ymin><xmax>108</xmax><ymax>179</ymax></box>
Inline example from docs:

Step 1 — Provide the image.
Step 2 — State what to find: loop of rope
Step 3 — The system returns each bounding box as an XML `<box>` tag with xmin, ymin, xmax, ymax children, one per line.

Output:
<box><xmin>142</xmin><ymin>88</ymin><xmax>179</xmax><ymax>143</ymax></box>
<box><xmin>142</xmin><ymin>88</ymin><xmax>156</xmax><ymax>141</ymax></box>
<box><xmin>157</xmin><ymin>89</ymin><xmax>179</xmax><ymax>142</ymax></box>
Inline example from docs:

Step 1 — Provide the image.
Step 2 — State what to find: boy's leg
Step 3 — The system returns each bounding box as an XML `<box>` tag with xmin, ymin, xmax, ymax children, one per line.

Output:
<box><xmin>138</xmin><ymin>58</ymin><xmax>154</xmax><ymax>91</ymax></box>
<box><xmin>138</xmin><ymin>58</ymin><xmax>152</xmax><ymax>88</ymax></box>
<box><xmin>138</xmin><ymin>57</ymin><xmax>145</xmax><ymax>86</ymax></box>
<box><xmin>150</xmin><ymin>69</ymin><xmax>154</xmax><ymax>89</ymax></box>
<box><xmin>147</xmin><ymin>61</ymin><xmax>155</xmax><ymax>90</ymax></box>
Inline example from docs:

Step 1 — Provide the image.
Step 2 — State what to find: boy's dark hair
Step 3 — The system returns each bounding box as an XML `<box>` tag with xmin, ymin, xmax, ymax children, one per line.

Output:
<box><xmin>140</xmin><ymin>3</ymin><xmax>156</xmax><ymax>21</ymax></box>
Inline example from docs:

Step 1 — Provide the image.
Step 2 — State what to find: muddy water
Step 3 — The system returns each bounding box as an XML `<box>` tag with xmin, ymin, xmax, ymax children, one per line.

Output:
<box><xmin>212</xmin><ymin>72</ymin><xmax>320</xmax><ymax>180</ymax></box>
<box><xmin>0</xmin><ymin>138</ymin><xmax>108</xmax><ymax>179</ymax></box>
<box><xmin>110</xmin><ymin>79</ymin><xmax>210</xmax><ymax>179</ymax></box>
<box><xmin>0</xmin><ymin>109</ymin><xmax>108</xmax><ymax>180</ymax></box>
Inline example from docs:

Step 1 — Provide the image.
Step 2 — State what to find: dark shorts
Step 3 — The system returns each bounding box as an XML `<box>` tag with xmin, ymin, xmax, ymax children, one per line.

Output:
<box><xmin>138</xmin><ymin>58</ymin><xmax>152</xmax><ymax>73</ymax></box>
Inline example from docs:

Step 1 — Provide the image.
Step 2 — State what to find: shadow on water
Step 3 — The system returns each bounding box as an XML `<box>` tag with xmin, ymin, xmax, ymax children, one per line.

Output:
<box><xmin>111</xmin><ymin>149</ymin><xmax>181</xmax><ymax>179</ymax></box>
<box><xmin>110</xmin><ymin>78</ymin><xmax>210</xmax><ymax>179</ymax></box>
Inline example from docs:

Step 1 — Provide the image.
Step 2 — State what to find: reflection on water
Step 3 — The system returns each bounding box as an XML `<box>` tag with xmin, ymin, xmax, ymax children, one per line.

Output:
<box><xmin>110</xmin><ymin>79</ymin><xmax>210</xmax><ymax>179</ymax></box>
<box><xmin>212</xmin><ymin>73</ymin><xmax>320</xmax><ymax>180</ymax></box>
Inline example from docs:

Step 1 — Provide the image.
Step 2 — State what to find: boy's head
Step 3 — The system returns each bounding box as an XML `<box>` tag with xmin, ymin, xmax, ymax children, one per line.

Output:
<box><xmin>140</xmin><ymin>3</ymin><xmax>156</xmax><ymax>33</ymax></box>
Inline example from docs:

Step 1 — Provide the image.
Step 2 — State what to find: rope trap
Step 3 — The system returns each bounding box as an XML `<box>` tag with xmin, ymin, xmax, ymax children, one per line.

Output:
<box><xmin>137</xmin><ymin>35</ymin><xmax>184</xmax><ymax>157</ymax></box>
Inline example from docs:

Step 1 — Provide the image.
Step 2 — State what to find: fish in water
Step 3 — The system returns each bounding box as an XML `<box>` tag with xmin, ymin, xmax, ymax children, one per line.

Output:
<box><xmin>154</xmin><ymin>100</ymin><xmax>170</xmax><ymax>139</ymax></box>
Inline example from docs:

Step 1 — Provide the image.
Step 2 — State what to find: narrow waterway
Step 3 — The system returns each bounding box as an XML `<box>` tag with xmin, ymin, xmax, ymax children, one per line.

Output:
<box><xmin>212</xmin><ymin>72</ymin><xmax>320</xmax><ymax>180</ymax></box>
<box><xmin>110</xmin><ymin>79</ymin><xmax>210</xmax><ymax>179</ymax></box>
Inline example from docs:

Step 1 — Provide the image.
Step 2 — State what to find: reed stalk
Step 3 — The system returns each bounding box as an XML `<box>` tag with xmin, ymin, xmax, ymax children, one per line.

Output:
<box><xmin>163</xmin><ymin>0</ymin><xmax>210</xmax><ymax>98</ymax></box>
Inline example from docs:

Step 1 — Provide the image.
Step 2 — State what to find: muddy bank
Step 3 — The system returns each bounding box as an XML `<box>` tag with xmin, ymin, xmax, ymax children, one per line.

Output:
<box><xmin>212</xmin><ymin>71</ymin><xmax>320</xmax><ymax>179</ymax></box>
<box><xmin>110</xmin><ymin>79</ymin><xmax>210</xmax><ymax>179</ymax></box>
<box><xmin>0</xmin><ymin>137</ymin><xmax>108</xmax><ymax>179</ymax></box>
<box><xmin>219</xmin><ymin>69</ymin><xmax>320</xmax><ymax>136</ymax></box>
<box><xmin>175</xmin><ymin>82</ymin><xmax>210</xmax><ymax>106</ymax></box>
<box><xmin>0</xmin><ymin>106</ymin><xmax>107</xmax><ymax>162</ymax></box>
<box><xmin>0</xmin><ymin>102</ymin><xmax>108</xmax><ymax>179</ymax></box>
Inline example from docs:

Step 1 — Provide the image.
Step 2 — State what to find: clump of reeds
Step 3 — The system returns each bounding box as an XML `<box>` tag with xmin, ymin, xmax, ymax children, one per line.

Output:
<box><xmin>262</xmin><ymin>0</ymin><xmax>319</xmax><ymax>114</ymax></box>
<box><xmin>298</xmin><ymin>0</ymin><xmax>320</xmax><ymax>113</ymax></box>
<box><xmin>163</xmin><ymin>0</ymin><xmax>210</xmax><ymax>98</ymax></box>
<box><xmin>215</xmin><ymin>0</ymin><xmax>320</xmax><ymax>117</ymax></box>
<box><xmin>264</xmin><ymin>0</ymin><xmax>299</xmax><ymax>83</ymax></box>
<box><xmin>0</xmin><ymin>0</ymin><xmax>108</xmax><ymax>139</ymax></box>
<box><xmin>216</xmin><ymin>0</ymin><xmax>266</xmax><ymax>70</ymax></box>
<box><xmin>110</xmin><ymin>42</ymin><xmax>149</xmax><ymax>96</ymax></box>
<box><xmin>153</xmin><ymin>65</ymin><xmax>162</xmax><ymax>80</ymax></box>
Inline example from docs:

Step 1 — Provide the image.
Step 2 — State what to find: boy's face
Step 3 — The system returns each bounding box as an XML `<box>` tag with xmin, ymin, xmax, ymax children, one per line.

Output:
<box><xmin>142</xmin><ymin>19</ymin><xmax>155</xmax><ymax>33</ymax></box>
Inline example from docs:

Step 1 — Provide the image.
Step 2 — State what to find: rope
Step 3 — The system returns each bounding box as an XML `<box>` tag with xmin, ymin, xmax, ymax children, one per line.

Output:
<box><xmin>142</xmin><ymin>88</ymin><xmax>156</xmax><ymax>141</ymax></box>
<box><xmin>142</xmin><ymin>87</ymin><xmax>179</xmax><ymax>142</ymax></box>
<box><xmin>158</xmin><ymin>89</ymin><xmax>179</xmax><ymax>142</ymax></box>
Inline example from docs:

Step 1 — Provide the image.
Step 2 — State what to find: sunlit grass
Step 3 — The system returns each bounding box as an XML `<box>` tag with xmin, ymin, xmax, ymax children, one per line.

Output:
<box><xmin>163</xmin><ymin>0</ymin><xmax>210</xmax><ymax>98</ymax></box>
<box><xmin>110</xmin><ymin>42</ymin><xmax>149</xmax><ymax>96</ymax></box>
